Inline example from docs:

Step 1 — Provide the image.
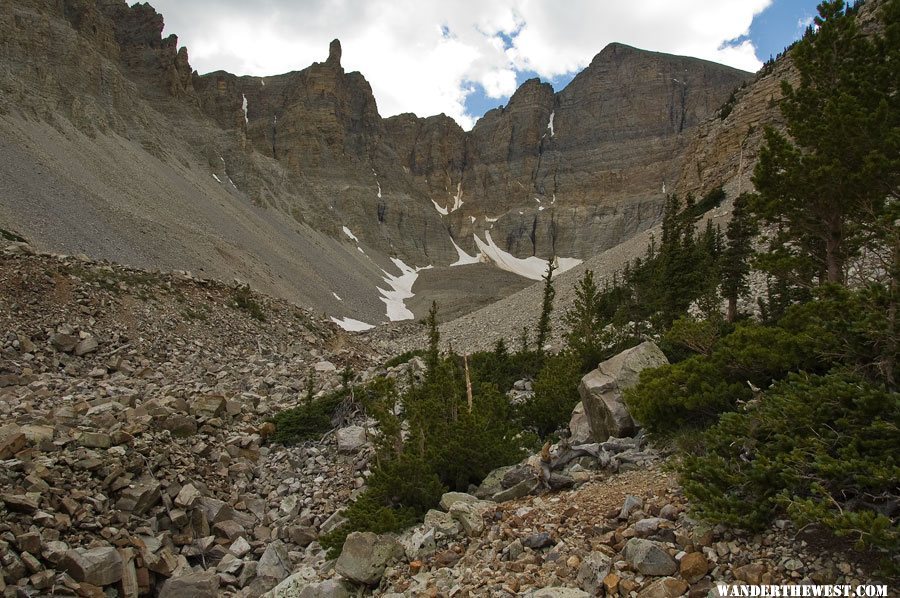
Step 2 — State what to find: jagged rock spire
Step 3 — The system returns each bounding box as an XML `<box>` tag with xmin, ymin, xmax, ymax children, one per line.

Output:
<box><xmin>327</xmin><ymin>39</ymin><xmax>342</xmax><ymax>67</ymax></box>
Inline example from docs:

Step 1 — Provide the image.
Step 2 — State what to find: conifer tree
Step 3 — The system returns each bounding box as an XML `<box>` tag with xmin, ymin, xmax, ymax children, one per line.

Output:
<box><xmin>424</xmin><ymin>301</ymin><xmax>440</xmax><ymax>375</ymax></box>
<box><xmin>535</xmin><ymin>258</ymin><xmax>557</xmax><ymax>355</ymax></box>
<box><xmin>564</xmin><ymin>269</ymin><xmax>605</xmax><ymax>369</ymax></box>
<box><xmin>721</xmin><ymin>195</ymin><xmax>757</xmax><ymax>322</ymax></box>
<box><xmin>751</xmin><ymin>0</ymin><xmax>899</xmax><ymax>284</ymax></box>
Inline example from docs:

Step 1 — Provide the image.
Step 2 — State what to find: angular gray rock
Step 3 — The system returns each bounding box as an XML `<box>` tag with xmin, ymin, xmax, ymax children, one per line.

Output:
<box><xmin>623</xmin><ymin>538</ymin><xmax>677</xmax><ymax>576</ymax></box>
<box><xmin>257</xmin><ymin>540</ymin><xmax>292</xmax><ymax>582</ymax></box>
<box><xmin>159</xmin><ymin>571</ymin><xmax>220</xmax><ymax>597</ymax></box>
<box><xmin>439</xmin><ymin>491</ymin><xmax>477</xmax><ymax>511</ymax></box>
<box><xmin>448</xmin><ymin>499</ymin><xmax>495</xmax><ymax>537</ymax></box>
<box><xmin>60</xmin><ymin>547</ymin><xmax>123</xmax><ymax>586</ymax></box>
<box><xmin>576</xmin><ymin>551</ymin><xmax>612</xmax><ymax>594</ymax></box>
<box><xmin>335</xmin><ymin>425</ymin><xmax>367</xmax><ymax>453</ymax></box>
<box><xmin>578</xmin><ymin>341</ymin><xmax>668</xmax><ymax>441</ymax></box>
<box><xmin>530</xmin><ymin>589</ymin><xmax>591</xmax><ymax>597</ymax></box>
<box><xmin>335</xmin><ymin>531</ymin><xmax>402</xmax><ymax>586</ymax></box>
<box><xmin>568</xmin><ymin>402</ymin><xmax>593</xmax><ymax>445</ymax></box>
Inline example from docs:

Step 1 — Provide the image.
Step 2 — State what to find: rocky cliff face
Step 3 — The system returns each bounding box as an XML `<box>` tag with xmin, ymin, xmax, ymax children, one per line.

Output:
<box><xmin>0</xmin><ymin>0</ymin><xmax>755</xmax><ymax>324</ymax></box>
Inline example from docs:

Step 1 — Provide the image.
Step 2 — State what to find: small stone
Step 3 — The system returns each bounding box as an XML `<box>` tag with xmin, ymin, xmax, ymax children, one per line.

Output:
<box><xmin>335</xmin><ymin>425</ymin><xmax>367</xmax><ymax>453</ymax></box>
<box><xmin>79</xmin><ymin>432</ymin><xmax>112</xmax><ymax>449</ymax></box>
<box><xmin>734</xmin><ymin>563</ymin><xmax>767</xmax><ymax>584</ymax></box>
<box><xmin>679</xmin><ymin>552</ymin><xmax>709</xmax><ymax>583</ymax></box>
<box><xmin>74</xmin><ymin>336</ymin><xmax>99</xmax><ymax>356</ymax></box>
<box><xmin>624</xmin><ymin>538</ymin><xmax>677</xmax><ymax>576</ymax></box>
<box><xmin>638</xmin><ymin>577</ymin><xmax>689</xmax><ymax>598</ymax></box>
<box><xmin>230</xmin><ymin>536</ymin><xmax>252</xmax><ymax>558</ymax></box>
<box><xmin>619</xmin><ymin>495</ymin><xmax>643</xmax><ymax>519</ymax></box>
<box><xmin>522</xmin><ymin>532</ymin><xmax>553</xmax><ymax>549</ymax></box>
<box><xmin>439</xmin><ymin>492</ymin><xmax>477</xmax><ymax>511</ymax></box>
<box><xmin>0</xmin><ymin>431</ymin><xmax>26</xmax><ymax>459</ymax></box>
<box><xmin>50</xmin><ymin>333</ymin><xmax>79</xmax><ymax>353</ymax></box>
<box><xmin>174</xmin><ymin>483</ymin><xmax>202</xmax><ymax>508</ymax></box>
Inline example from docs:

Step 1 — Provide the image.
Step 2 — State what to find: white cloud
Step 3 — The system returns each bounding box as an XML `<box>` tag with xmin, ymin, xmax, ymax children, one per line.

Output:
<box><xmin>150</xmin><ymin>0</ymin><xmax>772</xmax><ymax>129</ymax></box>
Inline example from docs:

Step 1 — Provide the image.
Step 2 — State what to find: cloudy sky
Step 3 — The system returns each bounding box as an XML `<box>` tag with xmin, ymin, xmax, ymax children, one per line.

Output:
<box><xmin>151</xmin><ymin>0</ymin><xmax>821</xmax><ymax>129</ymax></box>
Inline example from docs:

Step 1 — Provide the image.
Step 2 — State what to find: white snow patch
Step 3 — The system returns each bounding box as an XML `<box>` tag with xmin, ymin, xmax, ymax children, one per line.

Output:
<box><xmin>241</xmin><ymin>94</ymin><xmax>249</xmax><ymax>124</ymax></box>
<box><xmin>332</xmin><ymin>292</ymin><xmax>342</xmax><ymax>301</ymax></box>
<box><xmin>431</xmin><ymin>199</ymin><xmax>449</xmax><ymax>216</ymax></box>
<box><xmin>535</xmin><ymin>197</ymin><xmax>542</xmax><ymax>203</ymax></box>
<box><xmin>470</xmin><ymin>216</ymin><xmax>476</xmax><ymax>223</ymax></box>
<box><xmin>378</xmin><ymin>258</ymin><xmax>432</xmax><ymax>321</ymax></box>
<box><xmin>358</xmin><ymin>247</ymin><xmax>365</xmax><ymax>254</ymax></box>
<box><xmin>331</xmin><ymin>316</ymin><xmax>374</xmax><ymax>332</ymax></box>
<box><xmin>485</xmin><ymin>216</ymin><xmax>499</xmax><ymax>223</ymax></box>
<box><xmin>473</xmin><ymin>231</ymin><xmax>581</xmax><ymax>281</ymax></box>
<box><xmin>450</xmin><ymin>182</ymin><xmax>463</xmax><ymax>212</ymax></box>
<box><xmin>662</xmin><ymin>181</ymin><xmax>667</xmax><ymax>194</ymax></box>
<box><xmin>538</xmin><ymin>206</ymin><xmax>545</xmax><ymax>211</ymax></box>
<box><xmin>547</xmin><ymin>111</ymin><xmax>555</xmax><ymax>137</ymax></box>
<box><xmin>450</xmin><ymin>238</ymin><xmax>482</xmax><ymax>267</ymax></box>
<box><xmin>376</xmin><ymin>181</ymin><xmax>382</xmax><ymax>199</ymax></box>
<box><xmin>228</xmin><ymin>177</ymin><xmax>237</xmax><ymax>188</ymax></box>
<box><xmin>432</xmin><ymin>182</ymin><xmax>464</xmax><ymax>216</ymax></box>
<box><xmin>342</xmin><ymin>226</ymin><xmax>359</xmax><ymax>242</ymax></box>
<box><xmin>212</xmin><ymin>174</ymin><xmax>222</xmax><ymax>183</ymax></box>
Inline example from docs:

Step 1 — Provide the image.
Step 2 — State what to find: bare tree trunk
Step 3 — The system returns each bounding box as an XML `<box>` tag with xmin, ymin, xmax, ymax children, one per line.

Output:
<box><xmin>727</xmin><ymin>296</ymin><xmax>737</xmax><ymax>323</ymax></box>
<box><xmin>464</xmin><ymin>354</ymin><xmax>473</xmax><ymax>413</ymax></box>
<box><xmin>825</xmin><ymin>223</ymin><xmax>844</xmax><ymax>284</ymax></box>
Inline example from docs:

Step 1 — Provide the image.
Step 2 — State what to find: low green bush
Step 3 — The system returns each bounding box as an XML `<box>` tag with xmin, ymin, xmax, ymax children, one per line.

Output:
<box><xmin>384</xmin><ymin>349</ymin><xmax>424</xmax><ymax>368</ymax></box>
<box><xmin>231</xmin><ymin>285</ymin><xmax>266</xmax><ymax>321</ymax></box>
<box><xmin>680</xmin><ymin>372</ymin><xmax>899</xmax><ymax>554</ymax></box>
<box><xmin>625</xmin><ymin>355</ymin><xmax>750</xmax><ymax>435</ymax></box>
<box><xmin>517</xmin><ymin>351</ymin><xmax>582</xmax><ymax>438</ymax></box>
<box><xmin>271</xmin><ymin>389</ymin><xmax>348</xmax><ymax>444</ymax></box>
<box><xmin>319</xmin><ymin>455</ymin><xmax>446</xmax><ymax>558</ymax></box>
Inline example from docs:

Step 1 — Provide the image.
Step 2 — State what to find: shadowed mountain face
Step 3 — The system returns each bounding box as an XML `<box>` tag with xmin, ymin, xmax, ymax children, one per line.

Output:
<box><xmin>0</xmin><ymin>0</ymin><xmax>750</xmax><ymax>323</ymax></box>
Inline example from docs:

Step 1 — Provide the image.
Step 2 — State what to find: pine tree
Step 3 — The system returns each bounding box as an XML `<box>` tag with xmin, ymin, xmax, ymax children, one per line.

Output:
<box><xmin>564</xmin><ymin>269</ymin><xmax>605</xmax><ymax>369</ymax></box>
<box><xmin>535</xmin><ymin>258</ymin><xmax>557</xmax><ymax>355</ymax></box>
<box><xmin>424</xmin><ymin>301</ymin><xmax>440</xmax><ymax>375</ymax></box>
<box><xmin>721</xmin><ymin>194</ymin><xmax>757</xmax><ymax>322</ymax></box>
<box><xmin>751</xmin><ymin>0</ymin><xmax>899</xmax><ymax>284</ymax></box>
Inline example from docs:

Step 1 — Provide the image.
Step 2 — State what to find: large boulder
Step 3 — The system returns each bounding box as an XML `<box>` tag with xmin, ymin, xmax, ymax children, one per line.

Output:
<box><xmin>578</xmin><ymin>341</ymin><xmax>668</xmax><ymax>441</ymax></box>
<box><xmin>335</xmin><ymin>532</ymin><xmax>402</xmax><ymax>586</ymax></box>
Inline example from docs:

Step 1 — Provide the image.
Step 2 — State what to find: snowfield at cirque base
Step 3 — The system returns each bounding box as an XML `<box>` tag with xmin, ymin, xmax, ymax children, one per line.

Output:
<box><xmin>378</xmin><ymin>257</ymin><xmax>432</xmax><ymax>322</ymax></box>
<box><xmin>473</xmin><ymin>231</ymin><xmax>582</xmax><ymax>280</ymax></box>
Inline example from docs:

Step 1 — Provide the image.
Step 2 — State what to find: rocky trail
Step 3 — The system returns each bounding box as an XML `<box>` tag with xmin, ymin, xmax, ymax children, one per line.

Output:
<box><xmin>0</xmin><ymin>243</ymin><xmax>887</xmax><ymax>597</ymax></box>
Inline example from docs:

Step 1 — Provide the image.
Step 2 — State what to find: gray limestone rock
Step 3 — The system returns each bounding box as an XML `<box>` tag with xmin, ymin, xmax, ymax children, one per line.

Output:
<box><xmin>578</xmin><ymin>341</ymin><xmax>668</xmax><ymax>441</ymax></box>
<box><xmin>335</xmin><ymin>532</ymin><xmax>402</xmax><ymax>586</ymax></box>
<box><xmin>60</xmin><ymin>547</ymin><xmax>123</xmax><ymax>586</ymax></box>
<box><xmin>623</xmin><ymin>538</ymin><xmax>677</xmax><ymax>576</ymax></box>
<box><xmin>159</xmin><ymin>571</ymin><xmax>220</xmax><ymax>598</ymax></box>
